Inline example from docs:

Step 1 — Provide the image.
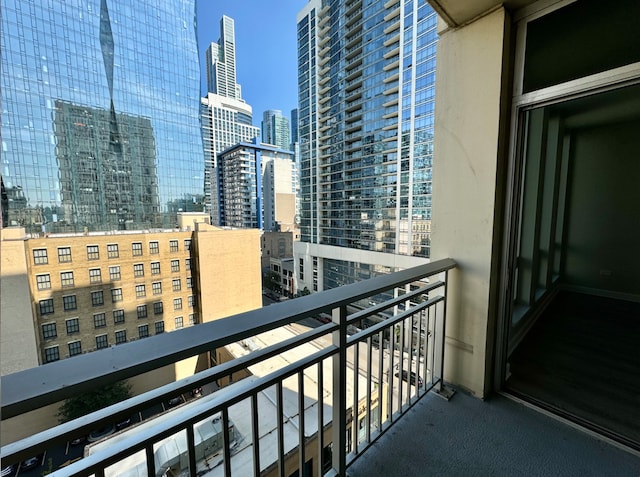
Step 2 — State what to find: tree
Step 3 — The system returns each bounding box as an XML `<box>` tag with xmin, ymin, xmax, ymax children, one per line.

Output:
<box><xmin>57</xmin><ymin>380</ymin><xmax>132</xmax><ymax>423</ymax></box>
<box><xmin>263</xmin><ymin>270</ymin><xmax>281</xmax><ymax>293</ymax></box>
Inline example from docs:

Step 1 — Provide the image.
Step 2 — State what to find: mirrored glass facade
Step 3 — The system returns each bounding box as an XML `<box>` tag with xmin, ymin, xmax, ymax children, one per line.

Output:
<box><xmin>1</xmin><ymin>0</ymin><xmax>204</xmax><ymax>232</ymax></box>
<box><xmin>298</xmin><ymin>0</ymin><xmax>437</xmax><ymax>259</ymax></box>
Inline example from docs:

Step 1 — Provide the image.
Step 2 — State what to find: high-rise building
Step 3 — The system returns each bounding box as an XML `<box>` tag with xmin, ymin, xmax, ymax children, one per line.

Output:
<box><xmin>1</xmin><ymin>0</ymin><xmax>205</xmax><ymax>233</ymax></box>
<box><xmin>201</xmin><ymin>94</ymin><xmax>260</xmax><ymax>223</ymax></box>
<box><xmin>295</xmin><ymin>0</ymin><xmax>438</xmax><ymax>292</ymax></box>
<box><xmin>261</xmin><ymin>109</ymin><xmax>291</xmax><ymax>150</ymax></box>
<box><xmin>202</xmin><ymin>16</ymin><xmax>260</xmax><ymax>224</ymax></box>
<box><xmin>205</xmin><ymin>15</ymin><xmax>241</xmax><ymax>100</ymax></box>
<box><xmin>291</xmin><ymin>108</ymin><xmax>299</xmax><ymax>145</ymax></box>
<box><xmin>217</xmin><ymin>141</ymin><xmax>296</xmax><ymax>231</ymax></box>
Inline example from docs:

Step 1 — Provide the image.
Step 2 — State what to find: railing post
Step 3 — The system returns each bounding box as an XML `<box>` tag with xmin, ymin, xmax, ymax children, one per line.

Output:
<box><xmin>331</xmin><ymin>304</ymin><xmax>348</xmax><ymax>476</ymax></box>
<box><xmin>433</xmin><ymin>270</ymin><xmax>455</xmax><ymax>400</ymax></box>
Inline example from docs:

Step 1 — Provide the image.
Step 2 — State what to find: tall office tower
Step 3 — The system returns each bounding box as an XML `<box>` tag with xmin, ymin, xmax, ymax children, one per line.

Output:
<box><xmin>218</xmin><ymin>141</ymin><xmax>296</xmax><ymax>231</ymax></box>
<box><xmin>1</xmin><ymin>0</ymin><xmax>205</xmax><ymax>233</ymax></box>
<box><xmin>201</xmin><ymin>94</ymin><xmax>260</xmax><ymax>224</ymax></box>
<box><xmin>291</xmin><ymin>108</ymin><xmax>299</xmax><ymax>145</ymax></box>
<box><xmin>295</xmin><ymin>0</ymin><xmax>438</xmax><ymax>292</ymax></box>
<box><xmin>261</xmin><ymin>110</ymin><xmax>291</xmax><ymax>150</ymax></box>
<box><xmin>205</xmin><ymin>15</ymin><xmax>241</xmax><ymax>100</ymax></box>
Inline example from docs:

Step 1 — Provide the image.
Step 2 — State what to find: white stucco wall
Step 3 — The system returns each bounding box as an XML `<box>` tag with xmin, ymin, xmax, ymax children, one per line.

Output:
<box><xmin>431</xmin><ymin>8</ymin><xmax>509</xmax><ymax>397</ymax></box>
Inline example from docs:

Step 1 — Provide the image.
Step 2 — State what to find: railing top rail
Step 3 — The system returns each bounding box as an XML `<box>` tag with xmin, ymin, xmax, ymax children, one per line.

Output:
<box><xmin>1</xmin><ymin>258</ymin><xmax>455</xmax><ymax>419</ymax></box>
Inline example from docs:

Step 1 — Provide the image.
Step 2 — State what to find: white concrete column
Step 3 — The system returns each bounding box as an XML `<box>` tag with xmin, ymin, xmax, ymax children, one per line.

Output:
<box><xmin>431</xmin><ymin>8</ymin><xmax>511</xmax><ymax>397</ymax></box>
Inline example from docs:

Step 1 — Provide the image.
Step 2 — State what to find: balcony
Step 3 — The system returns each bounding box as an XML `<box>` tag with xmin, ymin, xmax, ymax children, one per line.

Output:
<box><xmin>2</xmin><ymin>260</ymin><xmax>637</xmax><ymax>476</ymax></box>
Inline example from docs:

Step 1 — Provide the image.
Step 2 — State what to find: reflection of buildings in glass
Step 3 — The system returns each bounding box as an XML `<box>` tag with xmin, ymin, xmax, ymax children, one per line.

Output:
<box><xmin>55</xmin><ymin>100</ymin><xmax>160</xmax><ymax>230</ymax></box>
<box><xmin>1</xmin><ymin>0</ymin><xmax>204</xmax><ymax>234</ymax></box>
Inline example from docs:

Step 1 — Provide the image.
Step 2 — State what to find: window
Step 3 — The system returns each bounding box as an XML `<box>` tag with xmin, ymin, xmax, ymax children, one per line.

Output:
<box><xmin>89</xmin><ymin>268</ymin><xmax>102</xmax><ymax>284</ymax></box>
<box><xmin>135</xmin><ymin>284</ymin><xmax>146</xmax><ymax>298</ymax></box>
<box><xmin>137</xmin><ymin>305</ymin><xmax>148</xmax><ymax>319</ymax></box>
<box><xmin>107</xmin><ymin>244</ymin><xmax>119</xmax><ymax>258</ymax></box>
<box><xmin>68</xmin><ymin>341</ymin><xmax>82</xmax><ymax>356</ymax></box>
<box><xmin>113</xmin><ymin>309</ymin><xmax>125</xmax><ymax>324</ymax></box>
<box><xmin>36</xmin><ymin>274</ymin><xmax>51</xmax><ymax>290</ymax></box>
<box><xmin>42</xmin><ymin>322</ymin><xmax>57</xmax><ymax>339</ymax></box>
<box><xmin>184</xmin><ymin>239</ymin><xmax>191</xmax><ymax>251</ymax></box>
<box><xmin>132</xmin><ymin>242</ymin><xmax>143</xmax><ymax>256</ymax></box>
<box><xmin>66</xmin><ymin>318</ymin><xmax>79</xmax><ymax>334</ymax></box>
<box><xmin>138</xmin><ymin>324</ymin><xmax>149</xmax><ymax>338</ymax></box>
<box><xmin>87</xmin><ymin>245</ymin><xmax>100</xmax><ymax>260</ymax></box>
<box><xmin>185</xmin><ymin>258</ymin><xmax>191</xmax><ymax>271</ymax></box>
<box><xmin>111</xmin><ymin>288</ymin><xmax>123</xmax><ymax>302</ymax></box>
<box><xmin>58</xmin><ymin>247</ymin><xmax>72</xmax><ymax>263</ymax></box>
<box><xmin>91</xmin><ymin>290</ymin><xmax>104</xmax><ymax>306</ymax></box>
<box><xmin>93</xmin><ymin>312</ymin><xmax>106</xmax><ymax>328</ymax></box>
<box><xmin>152</xmin><ymin>281</ymin><xmax>162</xmax><ymax>295</ymax></box>
<box><xmin>63</xmin><ymin>295</ymin><xmax>77</xmax><ymax>311</ymax></box>
<box><xmin>33</xmin><ymin>249</ymin><xmax>48</xmax><ymax>265</ymax></box>
<box><xmin>60</xmin><ymin>271</ymin><xmax>74</xmax><ymax>287</ymax></box>
<box><xmin>115</xmin><ymin>330</ymin><xmax>127</xmax><ymax>344</ymax></box>
<box><xmin>186</xmin><ymin>277</ymin><xmax>193</xmax><ymax>289</ymax></box>
<box><xmin>96</xmin><ymin>334</ymin><xmax>108</xmax><ymax>349</ymax></box>
<box><xmin>44</xmin><ymin>346</ymin><xmax>60</xmax><ymax>363</ymax></box>
<box><xmin>172</xmin><ymin>279</ymin><xmax>181</xmax><ymax>291</ymax></box>
<box><xmin>174</xmin><ymin>298</ymin><xmax>182</xmax><ymax>310</ymax></box>
<box><xmin>171</xmin><ymin>260</ymin><xmax>180</xmax><ymax>272</ymax></box>
<box><xmin>189</xmin><ymin>314</ymin><xmax>197</xmax><ymax>325</ymax></box>
<box><xmin>149</xmin><ymin>241</ymin><xmax>159</xmax><ymax>254</ymax></box>
<box><xmin>40</xmin><ymin>299</ymin><xmax>54</xmax><ymax>315</ymax></box>
<box><xmin>155</xmin><ymin>321</ymin><xmax>165</xmax><ymax>334</ymax></box>
<box><xmin>188</xmin><ymin>295</ymin><xmax>195</xmax><ymax>308</ymax></box>
<box><xmin>169</xmin><ymin>240</ymin><xmax>179</xmax><ymax>252</ymax></box>
<box><xmin>153</xmin><ymin>301</ymin><xmax>164</xmax><ymax>315</ymax></box>
<box><xmin>174</xmin><ymin>316</ymin><xmax>183</xmax><ymax>329</ymax></box>
<box><xmin>151</xmin><ymin>262</ymin><xmax>161</xmax><ymax>275</ymax></box>
<box><xmin>299</xmin><ymin>258</ymin><xmax>304</xmax><ymax>281</ymax></box>
<box><xmin>109</xmin><ymin>266</ymin><xmax>121</xmax><ymax>280</ymax></box>
<box><xmin>134</xmin><ymin>263</ymin><xmax>144</xmax><ymax>277</ymax></box>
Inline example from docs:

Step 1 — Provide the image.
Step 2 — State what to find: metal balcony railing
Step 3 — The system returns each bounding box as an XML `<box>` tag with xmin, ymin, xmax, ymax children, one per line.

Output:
<box><xmin>1</xmin><ymin>259</ymin><xmax>456</xmax><ymax>477</ymax></box>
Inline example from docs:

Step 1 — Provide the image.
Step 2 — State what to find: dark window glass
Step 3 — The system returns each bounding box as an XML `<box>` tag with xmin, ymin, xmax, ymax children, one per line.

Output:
<box><xmin>42</xmin><ymin>322</ymin><xmax>57</xmax><ymax>339</ymax></box>
<box><xmin>111</xmin><ymin>288</ymin><xmax>123</xmax><ymax>302</ymax></box>
<box><xmin>91</xmin><ymin>291</ymin><xmax>104</xmax><ymax>306</ymax></box>
<box><xmin>68</xmin><ymin>341</ymin><xmax>82</xmax><ymax>356</ymax></box>
<box><xmin>113</xmin><ymin>309</ymin><xmax>125</xmax><ymax>324</ymax></box>
<box><xmin>44</xmin><ymin>346</ymin><xmax>60</xmax><ymax>363</ymax></box>
<box><xmin>96</xmin><ymin>334</ymin><xmax>108</xmax><ymax>349</ymax></box>
<box><xmin>155</xmin><ymin>321</ymin><xmax>165</xmax><ymax>334</ymax></box>
<box><xmin>137</xmin><ymin>304</ymin><xmax>148</xmax><ymax>318</ymax></box>
<box><xmin>138</xmin><ymin>324</ymin><xmax>149</xmax><ymax>338</ymax></box>
<box><xmin>93</xmin><ymin>313</ymin><xmax>106</xmax><ymax>328</ymax></box>
<box><xmin>40</xmin><ymin>299</ymin><xmax>54</xmax><ymax>315</ymax></box>
<box><xmin>63</xmin><ymin>295</ymin><xmax>77</xmax><ymax>311</ymax></box>
<box><xmin>153</xmin><ymin>301</ymin><xmax>164</xmax><ymax>315</ymax></box>
<box><xmin>66</xmin><ymin>318</ymin><xmax>79</xmax><ymax>334</ymax></box>
<box><xmin>115</xmin><ymin>330</ymin><xmax>127</xmax><ymax>344</ymax></box>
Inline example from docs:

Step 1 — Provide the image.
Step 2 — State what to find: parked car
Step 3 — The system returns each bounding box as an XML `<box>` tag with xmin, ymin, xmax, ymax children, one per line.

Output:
<box><xmin>20</xmin><ymin>457</ymin><xmax>39</xmax><ymax>471</ymax></box>
<box><xmin>395</xmin><ymin>370</ymin><xmax>423</xmax><ymax>388</ymax></box>
<box><xmin>115</xmin><ymin>418</ymin><xmax>131</xmax><ymax>431</ymax></box>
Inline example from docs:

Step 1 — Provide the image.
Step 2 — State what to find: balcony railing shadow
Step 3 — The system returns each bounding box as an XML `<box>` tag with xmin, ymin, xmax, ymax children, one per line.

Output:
<box><xmin>2</xmin><ymin>258</ymin><xmax>451</xmax><ymax>476</ymax></box>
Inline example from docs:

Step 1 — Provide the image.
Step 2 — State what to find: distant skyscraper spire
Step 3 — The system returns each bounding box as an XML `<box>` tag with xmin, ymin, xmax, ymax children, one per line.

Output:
<box><xmin>205</xmin><ymin>15</ymin><xmax>241</xmax><ymax>99</ymax></box>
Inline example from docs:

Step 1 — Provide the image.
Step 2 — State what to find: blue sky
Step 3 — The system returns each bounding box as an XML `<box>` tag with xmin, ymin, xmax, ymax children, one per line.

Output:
<box><xmin>196</xmin><ymin>1</ymin><xmax>308</xmax><ymax>126</ymax></box>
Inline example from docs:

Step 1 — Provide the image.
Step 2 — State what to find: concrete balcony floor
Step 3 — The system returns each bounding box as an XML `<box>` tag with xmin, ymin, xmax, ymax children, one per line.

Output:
<box><xmin>349</xmin><ymin>390</ymin><xmax>640</xmax><ymax>477</ymax></box>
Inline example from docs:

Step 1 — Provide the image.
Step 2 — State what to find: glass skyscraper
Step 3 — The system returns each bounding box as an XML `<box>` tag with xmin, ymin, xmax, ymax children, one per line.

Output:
<box><xmin>295</xmin><ymin>0</ymin><xmax>437</xmax><ymax>292</ymax></box>
<box><xmin>1</xmin><ymin>0</ymin><xmax>204</xmax><ymax>232</ymax></box>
